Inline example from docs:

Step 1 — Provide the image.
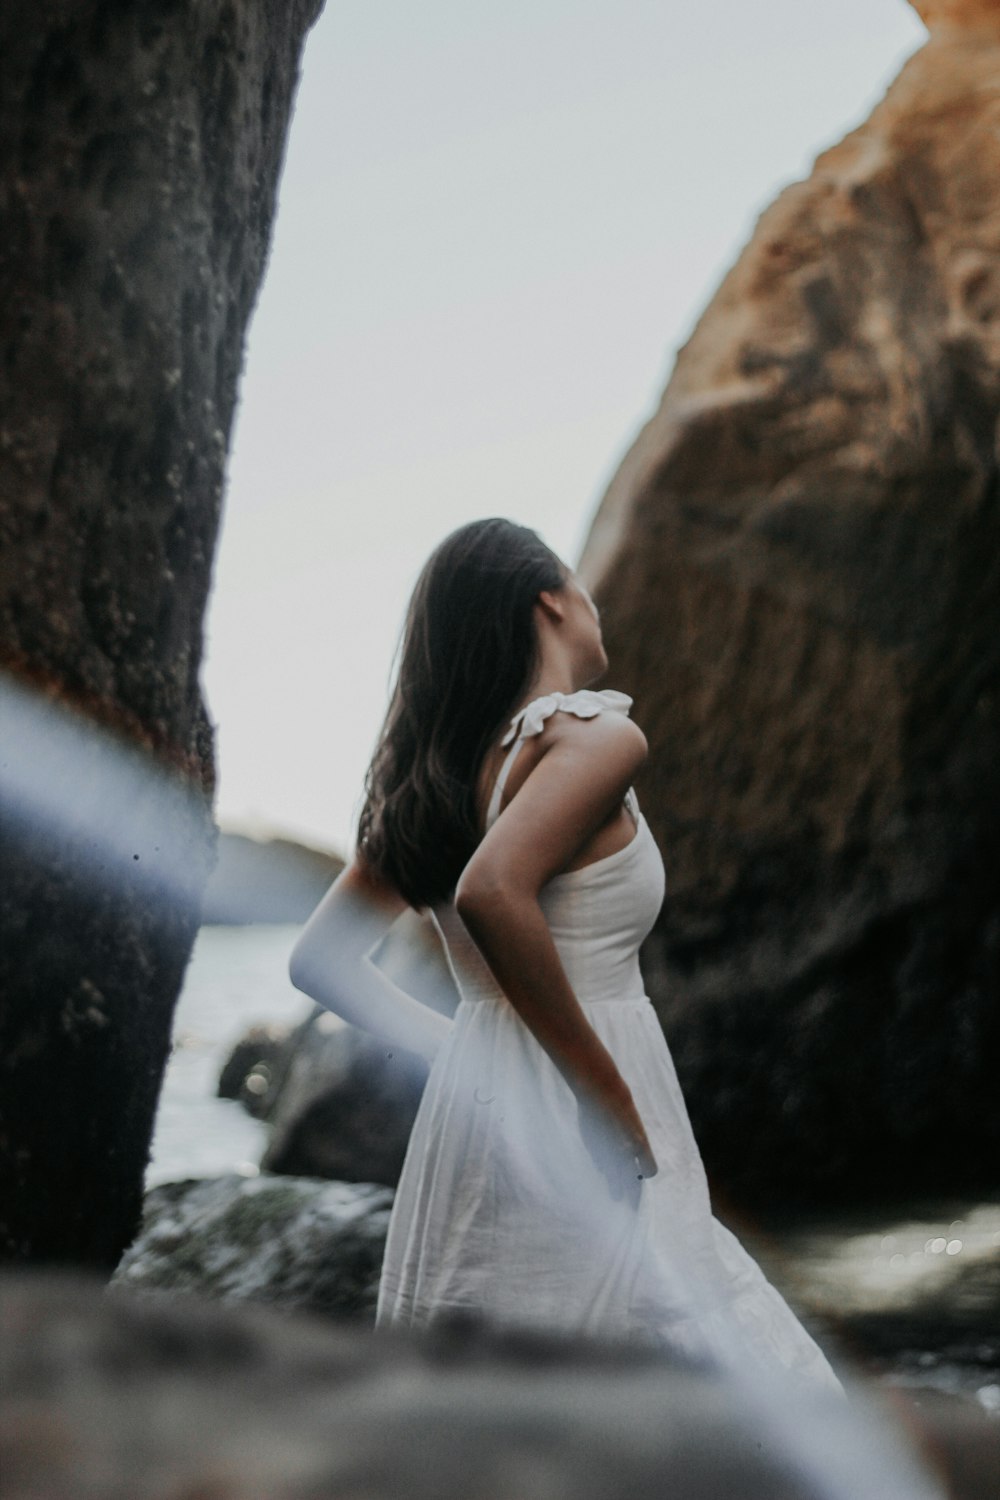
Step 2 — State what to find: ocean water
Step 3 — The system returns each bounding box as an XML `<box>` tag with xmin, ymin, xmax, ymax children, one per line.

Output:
<box><xmin>149</xmin><ymin>924</ymin><xmax>1000</xmax><ymax>1415</ymax></box>
<box><xmin>147</xmin><ymin>924</ymin><xmax>311</xmax><ymax>1188</ymax></box>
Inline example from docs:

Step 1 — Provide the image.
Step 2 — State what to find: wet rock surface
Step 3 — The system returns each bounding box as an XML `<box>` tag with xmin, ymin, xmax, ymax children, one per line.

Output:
<box><xmin>113</xmin><ymin>1173</ymin><xmax>392</xmax><ymax>1320</ymax></box>
<box><xmin>744</xmin><ymin>1194</ymin><xmax>1000</xmax><ymax>1416</ymax></box>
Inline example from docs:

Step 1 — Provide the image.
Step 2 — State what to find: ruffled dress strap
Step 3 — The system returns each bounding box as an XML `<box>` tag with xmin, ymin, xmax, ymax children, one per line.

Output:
<box><xmin>484</xmin><ymin>689</ymin><xmax>635</xmax><ymax>831</ymax></box>
<box><xmin>499</xmin><ymin>688</ymin><xmax>634</xmax><ymax>747</ymax></box>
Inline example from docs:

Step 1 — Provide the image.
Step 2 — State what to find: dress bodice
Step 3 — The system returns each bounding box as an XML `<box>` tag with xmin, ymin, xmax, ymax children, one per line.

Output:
<box><xmin>431</xmin><ymin>689</ymin><xmax>666</xmax><ymax>1007</ymax></box>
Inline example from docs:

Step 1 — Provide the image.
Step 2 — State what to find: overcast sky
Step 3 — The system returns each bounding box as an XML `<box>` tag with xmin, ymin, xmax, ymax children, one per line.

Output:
<box><xmin>203</xmin><ymin>0</ymin><xmax>926</xmax><ymax>856</ymax></box>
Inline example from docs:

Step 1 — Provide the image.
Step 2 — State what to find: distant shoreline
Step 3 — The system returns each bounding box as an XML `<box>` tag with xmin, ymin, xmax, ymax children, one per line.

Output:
<box><xmin>202</xmin><ymin>829</ymin><xmax>345</xmax><ymax>925</ymax></box>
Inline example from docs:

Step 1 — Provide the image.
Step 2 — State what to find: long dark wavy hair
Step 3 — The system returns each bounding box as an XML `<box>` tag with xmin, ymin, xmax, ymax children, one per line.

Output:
<box><xmin>357</xmin><ymin>518</ymin><xmax>567</xmax><ymax>909</ymax></box>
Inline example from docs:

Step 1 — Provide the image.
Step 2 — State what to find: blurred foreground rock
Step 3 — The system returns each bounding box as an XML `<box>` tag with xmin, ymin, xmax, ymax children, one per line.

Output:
<box><xmin>7</xmin><ymin>1274</ymin><xmax>996</xmax><ymax>1500</ymax></box>
<box><xmin>113</xmin><ymin>1173</ymin><xmax>392</xmax><ymax>1320</ymax></box>
<box><xmin>580</xmin><ymin>0</ymin><xmax>1000</xmax><ymax>1205</ymax></box>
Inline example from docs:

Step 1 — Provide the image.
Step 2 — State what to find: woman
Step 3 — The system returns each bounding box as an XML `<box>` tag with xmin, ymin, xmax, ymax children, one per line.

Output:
<box><xmin>290</xmin><ymin>518</ymin><xmax>842</xmax><ymax>1393</ymax></box>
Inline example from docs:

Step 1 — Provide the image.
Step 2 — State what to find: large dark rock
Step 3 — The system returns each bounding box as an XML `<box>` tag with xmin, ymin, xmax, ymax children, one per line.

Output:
<box><xmin>7</xmin><ymin>1273</ymin><xmax>989</xmax><ymax>1500</ymax></box>
<box><xmin>0</xmin><ymin>0</ymin><xmax>323</xmax><ymax>1266</ymax></box>
<box><xmin>580</xmin><ymin>4</ymin><xmax>1000</xmax><ymax>1206</ymax></box>
<box><xmin>260</xmin><ymin>1012</ymin><xmax>429</xmax><ymax>1186</ymax></box>
<box><xmin>113</xmin><ymin>1173</ymin><xmax>392</xmax><ymax>1320</ymax></box>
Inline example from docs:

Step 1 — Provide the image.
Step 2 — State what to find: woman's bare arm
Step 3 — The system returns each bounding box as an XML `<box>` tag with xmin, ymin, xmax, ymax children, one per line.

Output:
<box><xmin>455</xmin><ymin>711</ymin><xmax>658</xmax><ymax>1178</ymax></box>
<box><xmin>289</xmin><ymin>860</ymin><xmax>453</xmax><ymax>1066</ymax></box>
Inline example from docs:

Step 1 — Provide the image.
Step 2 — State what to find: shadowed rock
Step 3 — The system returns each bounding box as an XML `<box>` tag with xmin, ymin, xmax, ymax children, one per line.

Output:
<box><xmin>258</xmin><ymin>1012</ymin><xmax>429</xmax><ymax>1185</ymax></box>
<box><xmin>218</xmin><ymin>1021</ymin><xmax>298</xmax><ymax>1118</ymax></box>
<box><xmin>113</xmin><ymin>1174</ymin><xmax>392</xmax><ymax>1320</ymax></box>
<box><xmin>579</xmin><ymin>2</ymin><xmax>1000</xmax><ymax>1205</ymax></box>
<box><xmin>0</xmin><ymin>0</ymin><xmax>323</xmax><ymax>1266</ymax></box>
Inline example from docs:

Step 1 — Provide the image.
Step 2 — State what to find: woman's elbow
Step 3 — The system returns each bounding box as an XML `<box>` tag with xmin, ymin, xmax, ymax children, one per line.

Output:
<box><xmin>288</xmin><ymin>933</ymin><xmax>334</xmax><ymax>999</ymax></box>
<box><xmin>454</xmin><ymin>873</ymin><xmax>523</xmax><ymax>933</ymax></box>
<box><xmin>454</xmin><ymin>871</ymin><xmax>489</xmax><ymax>923</ymax></box>
<box><xmin>288</xmin><ymin>939</ymin><xmax>314</xmax><ymax>997</ymax></box>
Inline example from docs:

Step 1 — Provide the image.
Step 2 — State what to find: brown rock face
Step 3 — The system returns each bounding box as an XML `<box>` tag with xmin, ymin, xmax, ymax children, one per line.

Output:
<box><xmin>0</xmin><ymin>1</ymin><xmax>322</xmax><ymax>1266</ymax></box>
<box><xmin>579</xmin><ymin>22</ymin><xmax>1000</xmax><ymax>1203</ymax></box>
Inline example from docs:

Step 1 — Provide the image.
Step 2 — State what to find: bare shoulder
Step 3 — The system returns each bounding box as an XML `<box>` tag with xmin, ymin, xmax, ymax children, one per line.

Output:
<box><xmin>509</xmin><ymin>704</ymin><xmax>647</xmax><ymax>802</ymax></box>
<box><xmin>541</xmin><ymin>703</ymin><xmax>648</xmax><ymax>764</ymax></box>
<box><xmin>463</xmin><ymin>701</ymin><xmax>647</xmax><ymax>896</ymax></box>
<box><xmin>480</xmin><ymin>695</ymin><xmax>647</xmax><ymax>834</ymax></box>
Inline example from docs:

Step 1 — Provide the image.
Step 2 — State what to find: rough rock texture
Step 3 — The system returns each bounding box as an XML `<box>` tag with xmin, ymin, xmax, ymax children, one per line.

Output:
<box><xmin>113</xmin><ymin>1174</ymin><xmax>392</xmax><ymax>1319</ymax></box>
<box><xmin>6</xmin><ymin>1274</ymin><xmax>987</xmax><ymax>1500</ymax></box>
<box><xmin>260</xmin><ymin>1011</ymin><xmax>430</xmax><ymax>1185</ymax></box>
<box><xmin>579</xmin><ymin>4</ymin><xmax>1000</xmax><ymax>1204</ymax></box>
<box><xmin>0</xmin><ymin>0</ymin><xmax>323</xmax><ymax>1266</ymax></box>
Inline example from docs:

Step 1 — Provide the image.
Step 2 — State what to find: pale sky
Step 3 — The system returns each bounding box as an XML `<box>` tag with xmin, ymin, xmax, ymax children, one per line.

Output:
<box><xmin>203</xmin><ymin>0</ymin><xmax>926</xmax><ymax>857</ymax></box>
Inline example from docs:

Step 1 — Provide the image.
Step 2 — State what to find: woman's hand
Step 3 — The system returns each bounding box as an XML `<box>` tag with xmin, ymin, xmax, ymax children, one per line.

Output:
<box><xmin>576</xmin><ymin>1083</ymin><xmax>658</xmax><ymax>1207</ymax></box>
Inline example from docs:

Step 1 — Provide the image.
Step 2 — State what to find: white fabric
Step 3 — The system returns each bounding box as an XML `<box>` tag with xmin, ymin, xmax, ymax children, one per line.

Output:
<box><xmin>376</xmin><ymin>690</ymin><xmax>842</xmax><ymax>1395</ymax></box>
<box><xmin>499</xmin><ymin>686</ymin><xmax>634</xmax><ymax>747</ymax></box>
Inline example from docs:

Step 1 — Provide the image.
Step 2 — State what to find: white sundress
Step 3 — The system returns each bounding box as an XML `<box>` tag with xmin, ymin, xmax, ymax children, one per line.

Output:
<box><xmin>375</xmin><ymin>688</ymin><xmax>843</xmax><ymax>1396</ymax></box>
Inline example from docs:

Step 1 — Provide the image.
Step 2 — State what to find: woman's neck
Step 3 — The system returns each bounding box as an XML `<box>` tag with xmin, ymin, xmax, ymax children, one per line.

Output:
<box><xmin>520</xmin><ymin>673</ymin><xmax>576</xmax><ymax>702</ymax></box>
<box><xmin>520</xmin><ymin>642</ymin><xmax>588</xmax><ymax>703</ymax></box>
